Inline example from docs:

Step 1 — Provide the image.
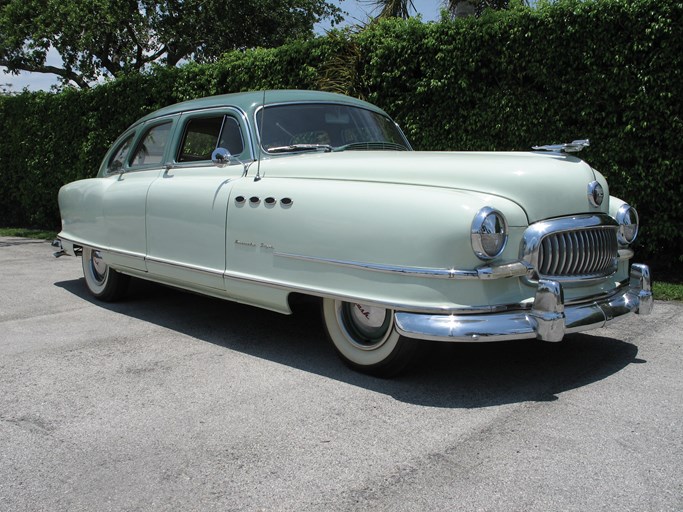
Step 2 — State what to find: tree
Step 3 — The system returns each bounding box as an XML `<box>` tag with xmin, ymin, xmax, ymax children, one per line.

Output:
<box><xmin>366</xmin><ymin>0</ymin><xmax>416</xmax><ymax>19</ymax></box>
<box><xmin>367</xmin><ymin>0</ymin><xmax>521</xmax><ymax>20</ymax></box>
<box><xmin>0</xmin><ymin>0</ymin><xmax>343</xmax><ymax>89</ymax></box>
<box><xmin>446</xmin><ymin>0</ymin><xmax>517</xmax><ymax>18</ymax></box>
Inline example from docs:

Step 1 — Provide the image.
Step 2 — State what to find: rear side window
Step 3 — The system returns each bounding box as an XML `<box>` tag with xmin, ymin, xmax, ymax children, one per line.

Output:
<box><xmin>106</xmin><ymin>134</ymin><xmax>134</xmax><ymax>173</ymax></box>
<box><xmin>130</xmin><ymin>122</ymin><xmax>172</xmax><ymax>167</ymax></box>
<box><xmin>178</xmin><ymin>115</ymin><xmax>244</xmax><ymax>162</ymax></box>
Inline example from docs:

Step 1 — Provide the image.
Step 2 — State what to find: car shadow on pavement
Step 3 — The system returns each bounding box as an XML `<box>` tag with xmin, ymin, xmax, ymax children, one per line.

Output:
<box><xmin>55</xmin><ymin>277</ymin><xmax>642</xmax><ymax>409</ymax></box>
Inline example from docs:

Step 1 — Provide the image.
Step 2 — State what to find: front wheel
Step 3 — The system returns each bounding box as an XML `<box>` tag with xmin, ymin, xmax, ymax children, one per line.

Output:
<box><xmin>321</xmin><ymin>298</ymin><xmax>419</xmax><ymax>377</ymax></box>
<box><xmin>81</xmin><ymin>247</ymin><xmax>130</xmax><ymax>301</ymax></box>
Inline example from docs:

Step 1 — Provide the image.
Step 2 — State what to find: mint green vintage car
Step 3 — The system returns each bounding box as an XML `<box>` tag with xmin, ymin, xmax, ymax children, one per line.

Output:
<box><xmin>54</xmin><ymin>90</ymin><xmax>652</xmax><ymax>376</ymax></box>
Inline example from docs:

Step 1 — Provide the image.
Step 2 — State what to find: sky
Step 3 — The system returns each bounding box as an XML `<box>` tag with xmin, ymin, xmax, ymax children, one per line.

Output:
<box><xmin>0</xmin><ymin>0</ymin><xmax>443</xmax><ymax>93</ymax></box>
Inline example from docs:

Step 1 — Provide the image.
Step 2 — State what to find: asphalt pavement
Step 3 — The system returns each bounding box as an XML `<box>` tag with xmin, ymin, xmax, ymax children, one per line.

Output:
<box><xmin>1</xmin><ymin>236</ymin><xmax>681</xmax><ymax>511</ymax></box>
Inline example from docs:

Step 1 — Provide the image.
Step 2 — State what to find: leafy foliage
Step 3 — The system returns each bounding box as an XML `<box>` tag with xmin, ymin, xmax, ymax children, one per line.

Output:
<box><xmin>0</xmin><ymin>0</ymin><xmax>342</xmax><ymax>88</ymax></box>
<box><xmin>351</xmin><ymin>0</ymin><xmax>682</xmax><ymax>268</ymax></box>
<box><xmin>0</xmin><ymin>0</ymin><xmax>680</xmax><ymax>269</ymax></box>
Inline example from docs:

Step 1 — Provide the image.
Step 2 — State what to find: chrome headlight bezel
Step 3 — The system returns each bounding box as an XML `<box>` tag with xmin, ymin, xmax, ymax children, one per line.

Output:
<box><xmin>471</xmin><ymin>207</ymin><xmax>509</xmax><ymax>260</ymax></box>
<box><xmin>588</xmin><ymin>181</ymin><xmax>605</xmax><ymax>207</ymax></box>
<box><xmin>616</xmin><ymin>203</ymin><xmax>639</xmax><ymax>246</ymax></box>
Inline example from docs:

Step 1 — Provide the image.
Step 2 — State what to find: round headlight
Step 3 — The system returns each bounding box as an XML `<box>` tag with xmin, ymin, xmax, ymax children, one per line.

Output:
<box><xmin>471</xmin><ymin>207</ymin><xmax>508</xmax><ymax>260</ymax></box>
<box><xmin>616</xmin><ymin>204</ymin><xmax>639</xmax><ymax>245</ymax></box>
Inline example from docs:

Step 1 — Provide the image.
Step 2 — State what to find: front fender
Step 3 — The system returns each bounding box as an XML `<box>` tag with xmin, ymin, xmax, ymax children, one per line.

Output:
<box><xmin>225</xmin><ymin>178</ymin><xmax>529</xmax><ymax>310</ymax></box>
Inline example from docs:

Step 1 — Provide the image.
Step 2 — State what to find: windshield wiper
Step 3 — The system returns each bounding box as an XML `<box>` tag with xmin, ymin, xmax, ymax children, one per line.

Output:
<box><xmin>268</xmin><ymin>144</ymin><xmax>333</xmax><ymax>153</ymax></box>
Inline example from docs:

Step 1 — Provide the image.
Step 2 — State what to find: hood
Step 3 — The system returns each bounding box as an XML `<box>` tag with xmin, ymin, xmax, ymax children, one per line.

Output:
<box><xmin>261</xmin><ymin>150</ymin><xmax>607</xmax><ymax>224</ymax></box>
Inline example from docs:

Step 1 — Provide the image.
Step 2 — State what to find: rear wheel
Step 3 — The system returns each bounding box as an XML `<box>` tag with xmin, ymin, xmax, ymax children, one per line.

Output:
<box><xmin>81</xmin><ymin>247</ymin><xmax>130</xmax><ymax>301</ymax></box>
<box><xmin>321</xmin><ymin>298</ymin><xmax>419</xmax><ymax>377</ymax></box>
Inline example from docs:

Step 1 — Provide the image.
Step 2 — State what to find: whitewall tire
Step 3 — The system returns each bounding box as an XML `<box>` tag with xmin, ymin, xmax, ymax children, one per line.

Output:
<box><xmin>81</xmin><ymin>247</ymin><xmax>130</xmax><ymax>301</ymax></box>
<box><xmin>321</xmin><ymin>298</ymin><xmax>419</xmax><ymax>377</ymax></box>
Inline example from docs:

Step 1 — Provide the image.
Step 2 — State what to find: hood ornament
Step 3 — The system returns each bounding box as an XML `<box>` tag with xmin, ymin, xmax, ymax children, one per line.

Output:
<box><xmin>532</xmin><ymin>139</ymin><xmax>590</xmax><ymax>153</ymax></box>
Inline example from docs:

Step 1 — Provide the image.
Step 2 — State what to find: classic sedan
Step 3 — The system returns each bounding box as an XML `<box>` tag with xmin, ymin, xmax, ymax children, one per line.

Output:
<box><xmin>54</xmin><ymin>90</ymin><xmax>652</xmax><ymax>376</ymax></box>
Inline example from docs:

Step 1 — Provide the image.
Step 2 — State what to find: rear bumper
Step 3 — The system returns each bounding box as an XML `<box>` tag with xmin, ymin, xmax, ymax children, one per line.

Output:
<box><xmin>395</xmin><ymin>263</ymin><xmax>653</xmax><ymax>343</ymax></box>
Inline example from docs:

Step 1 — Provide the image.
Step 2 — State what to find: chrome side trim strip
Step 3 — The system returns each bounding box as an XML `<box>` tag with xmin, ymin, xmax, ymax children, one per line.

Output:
<box><xmin>476</xmin><ymin>261</ymin><xmax>533</xmax><ymax>280</ymax></box>
<box><xmin>145</xmin><ymin>256</ymin><xmax>225</xmax><ymax>278</ymax></box>
<box><xmin>105</xmin><ymin>247</ymin><xmax>146</xmax><ymax>261</ymax></box>
<box><xmin>274</xmin><ymin>251</ymin><xmax>530</xmax><ymax>280</ymax></box>
<box><xmin>275</xmin><ymin>251</ymin><xmax>476</xmax><ymax>279</ymax></box>
<box><xmin>222</xmin><ymin>269</ymin><xmax>506</xmax><ymax>314</ymax></box>
<box><xmin>60</xmin><ymin>238</ymin><xmax>222</xmax><ymax>278</ymax></box>
<box><xmin>54</xmin><ymin>236</ymin><xmax>147</xmax><ymax>262</ymax></box>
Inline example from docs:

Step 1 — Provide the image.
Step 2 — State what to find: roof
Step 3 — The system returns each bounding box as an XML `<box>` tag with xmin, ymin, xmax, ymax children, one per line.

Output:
<box><xmin>134</xmin><ymin>90</ymin><xmax>385</xmax><ymax>126</ymax></box>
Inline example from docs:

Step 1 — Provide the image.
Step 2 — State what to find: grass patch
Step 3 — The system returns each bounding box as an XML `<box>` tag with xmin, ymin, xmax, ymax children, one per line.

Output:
<box><xmin>0</xmin><ymin>227</ymin><xmax>58</xmax><ymax>240</ymax></box>
<box><xmin>653</xmin><ymin>281</ymin><xmax>683</xmax><ymax>302</ymax></box>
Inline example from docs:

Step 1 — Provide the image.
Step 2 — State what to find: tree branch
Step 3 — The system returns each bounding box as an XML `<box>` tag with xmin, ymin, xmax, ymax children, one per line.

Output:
<box><xmin>97</xmin><ymin>32</ymin><xmax>123</xmax><ymax>76</ymax></box>
<box><xmin>0</xmin><ymin>58</ymin><xmax>90</xmax><ymax>89</ymax></box>
<box><xmin>140</xmin><ymin>45</ymin><xmax>170</xmax><ymax>67</ymax></box>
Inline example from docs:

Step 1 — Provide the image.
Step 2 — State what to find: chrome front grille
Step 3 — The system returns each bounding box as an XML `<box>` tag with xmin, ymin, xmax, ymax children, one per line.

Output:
<box><xmin>522</xmin><ymin>216</ymin><xmax>619</xmax><ymax>281</ymax></box>
<box><xmin>537</xmin><ymin>228</ymin><xmax>618</xmax><ymax>276</ymax></box>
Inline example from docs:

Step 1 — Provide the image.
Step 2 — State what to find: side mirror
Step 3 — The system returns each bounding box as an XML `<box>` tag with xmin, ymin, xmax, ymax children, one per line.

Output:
<box><xmin>211</xmin><ymin>147</ymin><xmax>234</xmax><ymax>167</ymax></box>
<box><xmin>108</xmin><ymin>160</ymin><xmax>124</xmax><ymax>174</ymax></box>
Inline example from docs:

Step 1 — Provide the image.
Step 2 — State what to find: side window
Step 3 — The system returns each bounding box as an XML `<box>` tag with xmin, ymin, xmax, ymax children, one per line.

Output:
<box><xmin>178</xmin><ymin>116</ymin><xmax>223</xmax><ymax>162</ymax></box>
<box><xmin>106</xmin><ymin>134</ymin><xmax>134</xmax><ymax>173</ymax></box>
<box><xmin>218</xmin><ymin>117</ymin><xmax>244</xmax><ymax>156</ymax></box>
<box><xmin>130</xmin><ymin>122</ymin><xmax>172</xmax><ymax>167</ymax></box>
<box><xmin>177</xmin><ymin>115</ymin><xmax>245</xmax><ymax>163</ymax></box>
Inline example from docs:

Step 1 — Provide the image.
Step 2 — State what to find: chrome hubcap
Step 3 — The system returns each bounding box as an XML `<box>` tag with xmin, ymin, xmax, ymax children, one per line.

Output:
<box><xmin>90</xmin><ymin>250</ymin><xmax>107</xmax><ymax>283</ymax></box>
<box><xmin>338</xmin><ymin>302</ymin><xmax>393</xmax><ymax>350</ymax></box>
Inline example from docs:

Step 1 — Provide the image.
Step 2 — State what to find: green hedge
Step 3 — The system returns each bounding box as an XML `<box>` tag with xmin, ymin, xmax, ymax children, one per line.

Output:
<box><xmin>0</xmin><ymin>0</ymin><xmax>680</xmax><ymax>267</ymax></box>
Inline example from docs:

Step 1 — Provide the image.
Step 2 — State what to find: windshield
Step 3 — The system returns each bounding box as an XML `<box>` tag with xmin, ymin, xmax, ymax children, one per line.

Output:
<box><xmin>255</xmin><ymin>103</ymin><xmax>411</xmax><ymax>153</ymax></box>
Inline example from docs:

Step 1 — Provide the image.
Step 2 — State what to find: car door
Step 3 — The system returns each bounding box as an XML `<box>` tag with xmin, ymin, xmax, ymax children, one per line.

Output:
<box><xmin>102</xmin><ymin>119</ymin><xmax>175</xmax><ymax>271</ymax></box>
<box><xmin>145</xmin><ymin>109</ymin><xmax>252</xmax><ymax>290</ymax></box>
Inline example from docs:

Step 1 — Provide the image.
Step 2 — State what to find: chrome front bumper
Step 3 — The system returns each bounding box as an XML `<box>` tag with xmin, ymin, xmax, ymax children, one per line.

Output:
<box><xmin>395</xmin><ymin>264</ymin><xmax>653</xmax><ymax>343</ymax></box>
